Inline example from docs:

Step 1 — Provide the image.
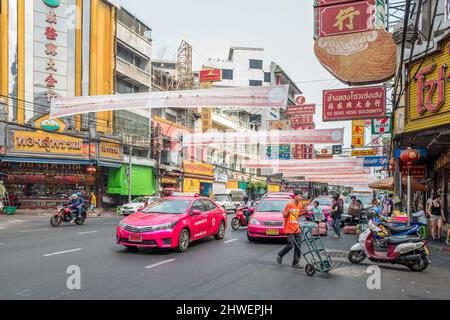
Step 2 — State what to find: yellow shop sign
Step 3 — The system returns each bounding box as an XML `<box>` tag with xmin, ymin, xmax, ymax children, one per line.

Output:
<box><xmin>99</xmin><ymin>141</ymin><xmax>122</xmax><ymax>160</ymax></box>
<box><xmin>13</xmin><ymin>131</ymin><xmax>84</xmax><ymax>156</ymax></box>
<box><xmin>407</xmin><ymin>37</ymin><xmax>450</xmax><ymax>132</ymax></box>
<box><xmin>183</xmin><ymin>161</ymin><xmax>214</xmax><ymax>177</ymax></box>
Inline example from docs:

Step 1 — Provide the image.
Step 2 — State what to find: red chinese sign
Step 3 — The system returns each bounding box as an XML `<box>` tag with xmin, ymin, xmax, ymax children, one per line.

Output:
<box><xmin>200</xmin><ymin>69</ymin><xmax>222</xmax><ymax>83</ymax></box>
<box><xmin>290</xmin><ymin>115</ymin><xmax>314</xmax><ymax>126</ymax></box>
<box><xmin>286</xmin><ymin>104</ymin><xmax>316</xmax><ymax>116</ymax></box>
<box><xmin>401</xmin><ymin>165</ymin><xmax>427</xmax><ymax>179</ymax></box>
<box><xmin>315</xmin><ymin>0</ymin><xmax>376</xmax><ymax>37</ymax></box>
<box><xmin>43</xmin><ymin>6</ymin><xmax>58</xmax><ymax>103</ymax></box>
<box><xmin>314</xmin><ymin>0</ymin><xmax>361</xmax><ymax>6</ymax></box>
<box><xmin>323</xmin><ymin>86</ymin><xmax>386</xmax><ymax>121</ymax></box>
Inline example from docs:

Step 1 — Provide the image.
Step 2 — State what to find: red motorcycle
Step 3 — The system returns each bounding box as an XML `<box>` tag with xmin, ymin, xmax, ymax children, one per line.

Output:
<box><xmin>50</xmin><ymin>204</ymin><xmax>86</xmax><ymax>227</ymax></box>
<box><xmin>231</xmin><ymin>207</ymin><xmax>254</xmax><ymax>230</ymax></box>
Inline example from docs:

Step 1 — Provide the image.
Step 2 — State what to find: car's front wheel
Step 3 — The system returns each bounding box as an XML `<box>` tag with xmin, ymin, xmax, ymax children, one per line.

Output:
<box><xmin>177</xmin><ymin>229</ymin><xmax>190</xmax><ymax>252</ymax></box>
<box><xmin>247</xmin><ymin>231</ymin><xmax>256</xmax><ymax>242</ymax></box>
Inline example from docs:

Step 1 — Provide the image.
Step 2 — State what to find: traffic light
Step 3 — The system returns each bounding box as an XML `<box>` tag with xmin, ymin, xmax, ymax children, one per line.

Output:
<box><xmin>332</xmin><ymin>145</ymin><xmax>342</xmax><ymax>155</ymax></box>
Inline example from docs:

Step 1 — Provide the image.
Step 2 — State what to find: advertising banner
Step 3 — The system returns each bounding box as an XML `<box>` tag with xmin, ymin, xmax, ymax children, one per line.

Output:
<box><xmin>200</xmin><ymin>69</ymin><xmax>222</xmax><ymax>83</ymax></box>
<box><xmin>183</xmin><ymin>128</ymin><xmax>344</xmax><ymax>146</ymax></box>
<box><xmin>363</xmin><ymin>156</ymin><xmax>388</xmax><ymax>167</ymax></box>
<box><xmin>352</xmin><ymin>149</ymin><xmax>378</xmax><ymax>156</ymax></box>
<box><xmin>371</xmin><ymin>114</ymin><xmax>392</xmax><ymax>134</ymax></box>
<box><xmin>51</xmin><ymin>85</ymin><xmax>289</xmax><ymax>118</ymax></box>
<box><xmin>323</xmin><ymin>86</ymin><xmax>386</xmax><ymax>121</ymax></box>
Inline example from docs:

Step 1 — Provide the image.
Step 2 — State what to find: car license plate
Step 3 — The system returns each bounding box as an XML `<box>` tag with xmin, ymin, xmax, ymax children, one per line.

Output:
<box><xmin>266</xmin><ymin>229</ymin><xmax>279</xmax><ymax>236</ymax></box>
<box><xmin>128</xmin><ymin>235</ymin><xmax>143</xmax><ymax>242</ymax></box>
<box><xmin>424</xmin><ymin>245</ymin><xmax>430</xmax><ymax>256</ymax></box>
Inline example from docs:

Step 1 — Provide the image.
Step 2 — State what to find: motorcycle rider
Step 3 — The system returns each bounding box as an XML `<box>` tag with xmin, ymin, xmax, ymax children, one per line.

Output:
<box><xmin>64</xmin><ymin>194</ymin><xmax>80</xmax><ymax>223</ymax></box>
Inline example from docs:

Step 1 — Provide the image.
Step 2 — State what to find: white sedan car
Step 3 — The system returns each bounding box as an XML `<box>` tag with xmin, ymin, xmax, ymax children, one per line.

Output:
<box><xmin>120</xmin><ymin>196</ymin><xmax>160</xmax><ymax>216</ymax></box>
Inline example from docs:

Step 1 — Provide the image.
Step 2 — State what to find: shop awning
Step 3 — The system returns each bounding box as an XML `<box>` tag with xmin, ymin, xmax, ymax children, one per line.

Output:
<box><xmin>107</xmin><ymin>164</ymin><xmax>156</xmax><ymax>196</ymax></box>
<box><xmin>97</xmin><ymin>160</ymin><xmax>122</xmax><ymax>168</ymax></box>
<box><xmin>369</xmin><ymin>177</ymin><xmax>427</xmax><ymax>192</ymax></box>
<box><xmin>0</xmin><ymin>156</ymin><xmax>96</xmax><ymax>165</ymax></box>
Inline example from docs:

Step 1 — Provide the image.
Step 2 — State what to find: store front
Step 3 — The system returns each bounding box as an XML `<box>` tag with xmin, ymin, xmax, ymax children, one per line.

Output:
<box><xmin>183</xmin><ymin>161</ymin><xmax>214</xmax><ymax>196</ymax></box>
<box><xmin>213</xmin><ymin>165</ymin><xmax>228</xmax><ymax>195</ymax></box>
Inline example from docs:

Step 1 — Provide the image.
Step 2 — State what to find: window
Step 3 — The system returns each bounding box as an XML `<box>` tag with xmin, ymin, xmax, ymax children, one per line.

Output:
<box><xmin>222</xmin><ymin>69</ymin><xmax>233</xmax><ymax>80</ymax></box>
<box><xmin>142</xmin><ymin>199</ymin><xmax>191</xmax><ymax>214</ymax></box>
<box><xmin>249</xmin><ymin>80</ymin><xmax>263</xmax><ymax>86</ymax></box>
<box><xmin>264</xmin><ymin>72</ymin><xmax>271</xmax><ymax>83</ymax></box>
<box><xmin>249</xmin><ymin>59</ymin><xmax>263</xmax><ymax>69</ymax></box>
<box><xmin>191</xmin><ymin>200</ymin><xmax>206</xmax><ymax>213</ymax></box>
<box><xmin>201</xmin><ymin>199</ymin><xmax>217</xmax><ymax>212</ymax></box>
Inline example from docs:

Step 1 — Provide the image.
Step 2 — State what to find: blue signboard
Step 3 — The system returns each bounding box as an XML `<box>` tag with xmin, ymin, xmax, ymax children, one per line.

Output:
<box><xmin>364</xmin><ymin>156</ymin><xmax>389</xmax><ymax>167</ymax></box>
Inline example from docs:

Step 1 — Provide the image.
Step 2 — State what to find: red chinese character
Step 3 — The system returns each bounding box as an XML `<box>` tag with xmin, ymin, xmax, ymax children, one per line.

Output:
<box><xmin>45</xmin><ymin>27</ymin><xmax>58</xmax><ymax>40</ymax></box>
<box><xmin>45</xmin><ymin>74</ymin><xmax>58</xmax><ymax>88</ymax></box>
<box><xmin>46</xmin><ymin>59</ymin><xmax>57</xmax><ymax>72</ymax></box>
<box><xmin>45</xmin><ymin>43</ymin><xmax>58</xmax><ymax>56</ymax></box>
<box><xmin>46</xmin><ymin>10</ymin><xmax>57</xmax><ymax>24</ymax></box>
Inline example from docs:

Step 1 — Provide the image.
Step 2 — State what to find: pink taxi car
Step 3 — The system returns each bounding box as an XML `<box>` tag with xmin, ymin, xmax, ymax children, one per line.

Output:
<box><xmin>116</xmin><ymin>194</ymin><xmax>227</xmax><ymax>252</ymax></box>
<box><xmin>247</xmin><ymin>194</ymin><xmax>294</xmax><ymax>241</ymax></box>
<box><xmin>305</xmin><ymin>196</ymin><xmax>333</xmax><ymax>221</ymax></box>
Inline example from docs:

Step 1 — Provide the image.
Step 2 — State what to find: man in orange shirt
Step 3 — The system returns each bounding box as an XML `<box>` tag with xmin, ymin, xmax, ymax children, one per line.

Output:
<box><xmin>277</xmin><ymin>190</ymin><xmax>305</xmax><ymax>268</ymax></box>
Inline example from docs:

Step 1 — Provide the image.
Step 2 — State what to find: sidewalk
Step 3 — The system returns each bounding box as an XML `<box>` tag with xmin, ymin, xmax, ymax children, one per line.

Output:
<box><xmin>2</xmin><ymin>208</ymin><xmax>118</xmax><ymax>217</ymax></box>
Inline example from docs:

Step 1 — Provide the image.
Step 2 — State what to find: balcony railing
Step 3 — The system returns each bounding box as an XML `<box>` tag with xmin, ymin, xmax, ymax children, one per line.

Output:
<box><xmin>116</xmin><ymin>56</ymin><xmax>152</xmax><ymax>88</ymax></box>
<box><xmin>212</xmin><ymin>109</ymin><xmax>255</xmax><ymax>131</ymax></box>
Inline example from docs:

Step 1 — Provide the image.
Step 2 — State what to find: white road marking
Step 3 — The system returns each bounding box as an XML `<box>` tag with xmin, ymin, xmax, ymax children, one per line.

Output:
<box><xmin>16</xmin><ymin>289</ymin><xmax>31</xmax><ymax>296</ymax></box>
<box><xmin>0</xmin><ymin>243</ymin><xmax>4</xmax><ymax>246</ymax></box>
<box><xmin>145</xmin><ymin>259</ymin><xmax>176</xmax><ymax>269</ymax></box>
<box><xmin>224</xmin><ymin>239</ymin><xmax>238</xmax><ymax>244</ymax></box>
<box><xmin>76</xmin><ymin>230</ymin><xmax>98</xmax><ymax>235</ymax></box>
<box><xmin>18</xmin><ymin>228</ymin><xmax>48</xmax><ymax>233</ymax></box>
<box><xmin>43</xmin><ymin>248</ymin><xmax>82</xmax><ymax>257</ymax></box>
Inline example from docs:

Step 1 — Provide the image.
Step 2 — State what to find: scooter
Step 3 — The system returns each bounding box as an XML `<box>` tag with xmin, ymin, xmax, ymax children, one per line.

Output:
<box><xmin>50</xmin><ymin>204</ymin><xmax>86</xmax><ymax>227</ymax></box>
<box><xmin>231</xmin><ymin>207</ymin><xmax>254</xmax><ymax>230</ymax></box>
<box><xmin>348</xmin><ymin>220</ymin><xmax>430</xmax><ymax>272</ymax></box>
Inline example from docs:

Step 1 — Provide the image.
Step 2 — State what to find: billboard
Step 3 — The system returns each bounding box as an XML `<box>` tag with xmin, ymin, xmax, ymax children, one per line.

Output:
<box><xmin>200</xmin><ymin>69</ymin><xmax>222</xmax><ymax>83</ymax></box>
<box><xmin>286</xmin><ymin>104</ymin><xmax>316</xmax><ymax>116</ymax></box>
<box><xmin>323</xmin><ymin>86</ymin><xmax>386</xmax><ymax>121</ymax></box>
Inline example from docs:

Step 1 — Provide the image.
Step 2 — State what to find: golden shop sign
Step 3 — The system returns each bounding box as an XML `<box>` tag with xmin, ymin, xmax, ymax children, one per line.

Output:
<box><xmin>183</xmin><ymin>161</ymin><xmax>214</xmax><ymax>177</ymax></box>
<box><xmin>407</xmin><ymin>37</ymin><xmax>450</xmax><ymax>132</ymax></box>
<box><xmin>13</xmin><ymin>131</ymin><xmax>84</xmax><ymax>156</ymax></box>
<box><xmin>99</xmin><ymin>142</ymin><xmax>122</xmax><ymax>160</ymax></box>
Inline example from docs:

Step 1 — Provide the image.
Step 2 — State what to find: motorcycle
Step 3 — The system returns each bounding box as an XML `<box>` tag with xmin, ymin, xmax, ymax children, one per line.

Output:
<box><xmin>231</xmin><ymin>207</ymin><xmax>254</xmax><ymax>230</ymax></box>
<box><xmin>50</xmin><ymin>204</ymin><xmax>86</xmax><ymax>227</ymax></box>
<box><xmin>348</xmin><ymin>219</ymin><xmax>430</xmax><ymax>272</ymax></box>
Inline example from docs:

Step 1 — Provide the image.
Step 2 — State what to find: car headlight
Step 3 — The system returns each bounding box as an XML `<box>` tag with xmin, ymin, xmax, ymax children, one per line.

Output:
<box><xmin>249</xmin><ymin>218</ymin><xmax>261</xmax><ymax>225</ymax></box>
<box><xmin>119</xmin><ymin>220</ymin><xmax>127</xmax><ymax>228</ymax></box>
<box><xmin>151</xmin><ymin>221</ymin><xmax>178</xmax><ymax>231</ymax></box>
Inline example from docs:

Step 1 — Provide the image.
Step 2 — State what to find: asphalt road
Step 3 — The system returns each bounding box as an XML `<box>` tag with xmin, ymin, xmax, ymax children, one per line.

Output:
<box><xmin>1</xmin><ymin>214</ymin><xmax>449</xmax><ymax>300</ymax></box>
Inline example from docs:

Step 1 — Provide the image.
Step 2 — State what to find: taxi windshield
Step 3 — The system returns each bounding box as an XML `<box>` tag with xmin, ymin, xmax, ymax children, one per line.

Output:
<box><xmin>142</xmin><ymin>199</ymin><xmax>191</xmax><ymax>214</ymax></box>
<box><xmin>257</xmin><ymin>199</ymin><xmax>291</xmax><ymax>212</ymax></box>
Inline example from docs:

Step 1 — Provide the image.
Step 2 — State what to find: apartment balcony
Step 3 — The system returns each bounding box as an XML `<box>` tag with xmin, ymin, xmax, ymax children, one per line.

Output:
<box><xmin>212</xmin><ymin>109</ymin><xmax>256</xmax><ymax>131</ymax></box>
<box><xmin>116</xmin><ymin>56</ymin><xmax>152</xmax><ymax>88</ymax></box>
<box><xmin>116</xmin><ymin>21</ymin><xmax>152</xmax><ymax>59</ymax></box>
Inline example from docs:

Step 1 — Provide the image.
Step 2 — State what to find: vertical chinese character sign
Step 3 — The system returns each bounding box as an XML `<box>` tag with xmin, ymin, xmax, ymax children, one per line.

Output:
<box><xmin>352</xmin><ymin>120</ymin><xmax>365</xmax><ymax>147</ymax></box>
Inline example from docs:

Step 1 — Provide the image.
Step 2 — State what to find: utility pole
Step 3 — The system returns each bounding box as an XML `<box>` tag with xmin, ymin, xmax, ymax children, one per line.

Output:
<box><xmin>128</xmin><ymin>135</ymin><xmax>134</xmax><ymax>203</ymax></box>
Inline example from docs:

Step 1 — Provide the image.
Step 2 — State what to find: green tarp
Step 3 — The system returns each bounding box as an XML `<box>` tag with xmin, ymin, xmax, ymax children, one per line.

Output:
<box><xmin>238</xmin><ymin>182</ymin><xmax>248</xmax><ymax>190</ymax></box>
<box><xmin>107</xmin><ymin>164</ymin><xmax>156</xmax><ymax>196</ymax></box>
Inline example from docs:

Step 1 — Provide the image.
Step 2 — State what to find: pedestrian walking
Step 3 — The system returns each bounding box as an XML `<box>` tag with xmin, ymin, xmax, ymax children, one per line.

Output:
<box><xmin>90</xmin><ymin>192</ymin><xmax>99</xmax><ymax>216</ymax></box>
<box><xmin>427</xmin><ymin>195</ymin><xmax>446</xmax><ymax>242</ymax></box>
<box><xmin>276</xmin><ymin>190</ymin><xmax>305</xmax><ymax>269</ymax></box>
<box><xmin>331</xmin><ymin>195</ymin><xmax>342</xmax><ymax>238</ymax></box>
<box><xmin>311</xmin><ymin>201</ymin><xmax>325</xmax><ymax>223</ymax></box>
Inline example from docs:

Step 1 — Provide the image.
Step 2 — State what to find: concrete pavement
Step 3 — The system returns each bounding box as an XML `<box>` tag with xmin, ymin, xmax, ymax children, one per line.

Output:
<box><xmin>0</xmin><ymin>214</ymin><xmax>449</xmax><ymax>300</ymax></box>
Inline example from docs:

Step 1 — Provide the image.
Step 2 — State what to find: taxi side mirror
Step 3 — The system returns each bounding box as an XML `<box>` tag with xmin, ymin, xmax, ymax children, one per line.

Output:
<box><xmin>247</xmin><ymin>208</ymin><xmax>255</xmax><ymax>214</ymax></box>
<box><xmin>191</xmin><ymin>210</ymin><xmax>201</xmax><ymax>216</ymax></box>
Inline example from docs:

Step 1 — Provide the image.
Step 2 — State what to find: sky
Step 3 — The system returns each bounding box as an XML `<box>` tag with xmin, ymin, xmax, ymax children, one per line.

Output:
<box><xmin>123</xmin><ymin>0</ymin><xmax>366</xmax><ymax>148</ymax></box>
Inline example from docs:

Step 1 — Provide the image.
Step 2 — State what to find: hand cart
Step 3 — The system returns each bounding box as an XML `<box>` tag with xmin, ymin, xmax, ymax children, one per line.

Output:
<box><xmin>293</xmin><ymin>223</ymin><xmax>334</xmax><ymax>276</ymax></box>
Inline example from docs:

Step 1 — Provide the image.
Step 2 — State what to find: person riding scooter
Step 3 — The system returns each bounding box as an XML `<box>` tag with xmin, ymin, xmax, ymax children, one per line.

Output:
<box><xmin>65</xmin><ymin>193</ymin><xmax>81</xmax><ymax>223</ymax></box>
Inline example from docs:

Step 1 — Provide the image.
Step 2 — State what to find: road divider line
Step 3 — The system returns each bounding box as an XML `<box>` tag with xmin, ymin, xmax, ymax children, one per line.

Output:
<box><xmin>18</xmin><ymin>228</ymin><xmax>48</xmax><ymax>233</ymax></box>
<box><xmin>145</xmin><ymin>259</ymin><xmax>176</xmax><ymax>269</ymax></box>
<box><xmin>43</xmin><ymin>248</ymin><xmax>82</xmax><ymax>257</ymax></box>
<box><xmin>224</xmin><ymin>239</ymin><xmax>238</xmax><ymax>244</ymax></box>
<box><xmin>0</xmin><ymin>243</ymin><xmax>4</xmax><ymax>246</ymax></box>
<box><xmin>76</xmin><ymin>230</ymin><xmax>98</xmax><ymax>235</ymax></box>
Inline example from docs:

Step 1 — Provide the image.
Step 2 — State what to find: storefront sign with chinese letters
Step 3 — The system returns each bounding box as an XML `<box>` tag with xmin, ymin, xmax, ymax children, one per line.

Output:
<box><xmin>401</xmin><ymin>165</ymin><xmax>427</xmax><ymax>179</ymax></box>
<box><xmin>323</xmin><ymin>86</ymin><xmax>386</xmax><ymax>121</ymax></box>
<box><xmin>314</xmin><ymin>0</ymin><xmax>379</xmax><ymax>38</ymax></box>
<box><xmin>407</xmin><ymin>37</ymin><xmax>450</xmax><ymax>132</ymax></box>
<box><xmin>352</xmin><ymin>120</ymin><xmax>365</xmax><ymax>147</ymax></box>
<box><xmin>200</xmin><ymin>69</ymin><xmax>222</xmax><ymax>83</ymax></box>
<box><xmin>290</xmin><ymin>115</ymin><xmax>314</xmax><ymax>127</ymax></box>
<box><xmin>352</xmin><ymin>149</ymin><xmax>378</xmax><ymax>157</ymax></box>
<box><xmin>286</xmin><ymin>104</ymin><xmax>316</xmax><ymax>116</ymax></box>
<box><xmin>371</xmin><ymin>114</ymin><xmax>392</xmax><ymax>134</ymax></box>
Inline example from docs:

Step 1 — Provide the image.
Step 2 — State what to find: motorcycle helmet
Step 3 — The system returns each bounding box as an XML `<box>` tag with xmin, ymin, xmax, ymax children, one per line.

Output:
<box><xmin>71</xmin><ymin>194</ymin><xmax>78</xmax><ymax>199</ymax></box>
<box><xmin>76</xmin><ymin>192</ymin><xmax>83</xmax><ymax>198</ymax></box>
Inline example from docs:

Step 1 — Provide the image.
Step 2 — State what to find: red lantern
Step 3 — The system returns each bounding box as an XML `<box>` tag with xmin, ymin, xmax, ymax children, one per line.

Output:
<box><xmin>86</xmin><ymin>166</ymin><xmax>97</xmax><ymax>174</ymax></box>
<box><xmin>400</xmin><ymin>148</ymin><xmax>420</xmax><ymax>169</ymax></box>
